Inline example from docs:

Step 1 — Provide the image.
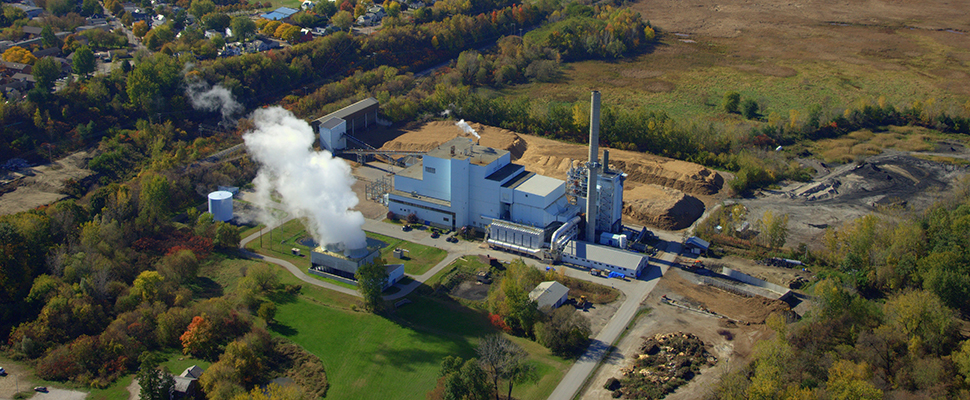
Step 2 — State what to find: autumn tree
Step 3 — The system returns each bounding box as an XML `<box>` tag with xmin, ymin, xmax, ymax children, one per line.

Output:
<box><xmin>826</xmin><ymin>360</ymin><xmax>882</xmax><ymax>400</ymax></box>
<box><xmin>742</xmin><ymin>98</ymin><xmax>760</xmax><ymax>120</ymax></box>
<box><xmin>132</xmin><ymin>20</ymin><xmax>150</xmax><ymax>38</ymax></box>
<box><xmin>356</xmin><ymin>259</ymin><xmax>387</xmax><ymax>312</ymax></box>
<box><xmin>431</xmin><ymin>356</ymin><xmax>492</xmax><ymax>400</ymax></box>
<box><xmin>32</xmin><ymin>56</ymin><xmax>60</xmax><ymax>91</ymax></box>
<box><xmin>332</xmin><ymin>10</ymin><xmax>353</xmax><ymax>31</ymax></box>
<box><xmin>157</xmin><ymin>249</ymin><xmax>199</xmax><ymax>283</ymax></box>
<box><xmin>132</xmin><ymin>270</ymin><xmax>165</xmax><ymax>303</ymax></box>
<box><xmin>137</xmin><ymin>173</ymin><xmax>171</xmax><ymax>230</ymax></box>
<box><xmin>230</xmin><ymin>16</ymin><xmax>256</xmax><ymax>40</ymax></box>
<box><xmin>137</xmin><ymin>363</ymin><xmax>176</xmax><ymax>400</ymax></box>
<box><xmin>757</xmin><ymin>210</ymin><xmax>790</xmax><ymax>249</ymax></box>
<box><xmin>314</xmin><ymin>0</ymin><xmax>337</xmax><ymax>17</ymax></box>
<box><xmin>72</xmin><ymin>44</ymin><xmax>95</xmax><ymax>78</ymax></box>
<box><xmin>257</xmin><ymin>301</ymin><xmax>276</xmax><ymax>323</ymax></box>
<box><xmin>188</xmin><ymin>0</ymin><xmax>216</xmax><ymax>19</ymax></box>
<box><xmin>181</xmin><ymin>314</ymin><xmax>217</xmax><ymax>358</ymax></box>
<box><xmin>41</xmin><ymin>25</ymin><xmax>61</xmax><ymax>49</ymax></box>
<box><xmin>536</xmin><ymin>306</ymin><xmax>591</xmax><ymax>357</ymax></box>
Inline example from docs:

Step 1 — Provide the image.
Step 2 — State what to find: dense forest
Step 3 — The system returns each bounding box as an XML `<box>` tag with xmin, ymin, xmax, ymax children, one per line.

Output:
<box><xmin>710</xmin><ymin>186</ymin><xmax>970</xmax><ymax>398</ymax></box>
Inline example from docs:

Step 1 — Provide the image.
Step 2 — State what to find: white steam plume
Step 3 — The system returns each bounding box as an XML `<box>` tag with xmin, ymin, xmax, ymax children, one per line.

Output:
<box><xmin>186</xmin><ymin>80</ymin><xmax>242</xmax><ymax>122</ymax></box>
<box><xmin>456</xmin><ymin>119</ymin><xmax>480</xmax><ymax>140</ymax></box>
<box><xmin>243</xmin><ymin>107</ymin><xmax>366</xmax><ymax>251</ymax></box>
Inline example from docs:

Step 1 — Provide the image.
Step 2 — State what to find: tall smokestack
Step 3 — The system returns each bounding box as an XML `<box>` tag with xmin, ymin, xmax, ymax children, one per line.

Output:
<box><xmin>586</xmin><ymin>91</ymin><xmax>600</xmax><ymax>242</ymax></box>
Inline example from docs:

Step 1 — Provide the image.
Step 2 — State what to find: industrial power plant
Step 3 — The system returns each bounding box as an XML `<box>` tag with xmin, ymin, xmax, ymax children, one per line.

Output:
<box><xmin>316</xmin><ymin>92</ymin><xmax>651</xmax><ymax>279</ymax></box>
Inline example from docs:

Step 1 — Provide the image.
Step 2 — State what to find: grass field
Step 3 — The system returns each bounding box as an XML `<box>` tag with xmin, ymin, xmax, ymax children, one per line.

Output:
<box><xmin>270</xmin><ymin>289</ymin><xmax>570</xmax><ymax>400</ymax></box>
<box><xmin>202</xmin><ymin>255</ymin><xmax>570</xmax><ymax>399</ymax></box>
<box><xmin>368</xmin><ymin>232</ymin><xmax>448</xmax><ymax>275</ymax></box>
<box><xmin>504</xmin><ymin>34</ymin><xmax>969</xmax><ymax>129</ymax></box>
<box><xmin>86</xmin><ymin>375</ymin><xmax>132</xmax><ymax>400</ymax></box>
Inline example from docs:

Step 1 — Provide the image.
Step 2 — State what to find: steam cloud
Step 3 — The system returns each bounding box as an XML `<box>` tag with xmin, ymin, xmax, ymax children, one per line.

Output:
<box><xmin>186</xmin><ymin>80</ymin><xmax>242</xmax><ymax>122</ymax></box>
<box><xmin>243</xmin><ymin>107</ymin><xmax>367</xmax><ymax>251</ymax></box>
<box><xmin>456</xmin><ymin>119</ymin><xmax>480</xmax><ymax>140</ymax></box>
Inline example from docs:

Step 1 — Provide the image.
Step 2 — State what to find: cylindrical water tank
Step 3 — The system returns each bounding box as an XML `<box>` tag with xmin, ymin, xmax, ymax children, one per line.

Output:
<box><xmin>208</xmin><ymin>191</ymin><xmax>233</xmax><ymax>222</ymax></box>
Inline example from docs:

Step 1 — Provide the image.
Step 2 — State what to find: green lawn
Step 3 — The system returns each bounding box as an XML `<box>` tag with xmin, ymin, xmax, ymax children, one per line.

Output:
<box><xmin>86</xmin><ymin>374</ymin><xmax>132</xmax><ymax>400</ymax></box>
<box><xmin>367</xmin><ymin>232</ymin><xmax>448</xmax><ymax>275</ymax></box>
<box><xmin>270</xmin><ymin>286</ymin><xmax>570</xmax><ymax>400</ymax></box>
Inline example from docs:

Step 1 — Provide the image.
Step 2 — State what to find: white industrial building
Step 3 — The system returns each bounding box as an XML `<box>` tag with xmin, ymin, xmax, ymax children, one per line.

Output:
<box><xmin>308</xmin><ymin>239</ymin><xmax>404</xmax><ymax>290</ymax></box>
<box><xmin>375</xmin><ymin>91</ymin><xmax>652</xmax><ymax>279</ymax></box>
<box><xmin>560</xmin><ymin>240</ymin><xmax>648</xmax><ymax>279</ymax></box>
<box><xmin>529</xmin><ymin>281</ymin><xmax>570</xmax><ymax>310</ymax></box>
<box><xmin>387</xmin><ymin>136</ymin><xmax>581</xmax><ymax>232</ymax></box>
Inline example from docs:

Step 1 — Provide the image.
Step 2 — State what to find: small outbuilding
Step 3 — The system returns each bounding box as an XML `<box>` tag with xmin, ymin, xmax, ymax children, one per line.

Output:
<box><xmin>684</xmin><ymin>236</ymin><xmax>710</xmax><ymax>255</ymax></box>
<box><xmin>529</xmin><ymin>281</ymin><xmax>569</xmax><ymax>311</ymax></box>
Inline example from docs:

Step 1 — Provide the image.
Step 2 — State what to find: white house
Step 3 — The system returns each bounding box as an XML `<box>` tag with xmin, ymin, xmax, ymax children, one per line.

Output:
<box><xmin>529</xmin><ymin>281</ymin><xmax>569</xmax><ymax>310</ymax></box>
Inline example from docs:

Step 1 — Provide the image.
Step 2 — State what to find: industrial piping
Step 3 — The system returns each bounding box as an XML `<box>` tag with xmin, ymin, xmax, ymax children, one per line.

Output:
<box><xmin>585</xmin><ymin>91</ymin><xmax>600</xmax><ymax>241</ymax></box>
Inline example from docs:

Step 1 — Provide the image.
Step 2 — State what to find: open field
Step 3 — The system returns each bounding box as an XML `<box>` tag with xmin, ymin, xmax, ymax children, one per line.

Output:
<box><xmin>270</xmin><ymin>287</ymin><xmax>570</xmax><ymax>400</ymax></box>
<box><xmin>507</xmin><ymin>0</ymin><xmax>970</xmax><ymax>126</ymax></box>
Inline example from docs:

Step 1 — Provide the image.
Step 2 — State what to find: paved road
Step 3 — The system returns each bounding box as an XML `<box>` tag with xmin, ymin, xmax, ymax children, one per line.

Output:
<box><xmin>548</xmin><ymin>241</ymin><xmax>679</xmax><ymax>400</ymax></box>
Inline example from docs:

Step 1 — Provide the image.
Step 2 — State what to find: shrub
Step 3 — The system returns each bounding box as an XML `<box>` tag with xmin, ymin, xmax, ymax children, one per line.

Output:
<box><xmin>723</xmin><ymin>91</ymin><xmax>740</xmax><ymax>114</ymax></box>
<box><xmin>742</xmin><ymin>99</ymin><xmax>760</xmax><ymax>120</ymax></box>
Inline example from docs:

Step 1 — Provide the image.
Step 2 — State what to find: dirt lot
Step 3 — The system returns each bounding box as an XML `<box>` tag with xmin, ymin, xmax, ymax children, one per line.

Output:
<box><xmin>0</xmin><ymin>150</ymin><xmax>94</xmax><ymax>216</ymax></box>
<box><xmin>0</xmin><ymin>357</ymin><xmax>88</xmax><ymax>400</ymax></box>
<box><xmin>581</xmin><ymin>270</ymin><xmax>774</xmax><ymax>399</ymax></box>
<box><xmin>359</xmin><ymin>121</ymin><xmax>729</xmax><ymax>230</ymax></box>
<box><xmin>740</xmin><ymin>150</ymin><xmax>969</xmax><ymax>249</ymax></box>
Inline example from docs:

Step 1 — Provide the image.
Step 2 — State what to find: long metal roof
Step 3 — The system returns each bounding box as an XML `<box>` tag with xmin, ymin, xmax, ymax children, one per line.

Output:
<box><xmin>313</xmin><ymin>97</ymin><xmax>379</xmax><ymax>124</ymax></box>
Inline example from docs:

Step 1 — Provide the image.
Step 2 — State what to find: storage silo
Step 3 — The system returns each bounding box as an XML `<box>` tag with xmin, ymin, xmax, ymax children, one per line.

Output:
<box><xmin>208</xmin><ymin>191</ymin><xmax>234</xmax><ymax>222</ymax></box>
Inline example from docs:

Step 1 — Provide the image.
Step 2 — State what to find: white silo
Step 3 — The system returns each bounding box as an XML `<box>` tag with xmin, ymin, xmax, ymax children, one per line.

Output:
<box><xmin>208</xmin><ymin>191</ymin><xmax>234</xmax><ymax>222</ymax></box>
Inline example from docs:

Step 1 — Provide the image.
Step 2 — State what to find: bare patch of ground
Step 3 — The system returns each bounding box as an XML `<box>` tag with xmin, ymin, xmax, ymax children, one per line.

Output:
<box><xmin>741</xmin><ymin>151</ymin><xmax>969</xmax><ymax>249</ymax></box>
<box><xmin>703</xmin><ymin>255</ymin><xmax>814</xmax><ymax>290</ymax></box>
<box><xmin>0</xmin><ymin>150</ymin><xmax>94</xmax><ymax>216</ymax></box>
<box><xmin>581</xmin><ymin>271</ymin><xmax>773</xmax><ymax>400</ymax></box>
<box><xmin>450</xmin><ymin>280</ymin><xmax>490</xmax><ymax>301</ymax></box>
<box><xmin>374</xmin><ymin>121</ymin><xmax>728</xmax><ymax>230</ymax></box>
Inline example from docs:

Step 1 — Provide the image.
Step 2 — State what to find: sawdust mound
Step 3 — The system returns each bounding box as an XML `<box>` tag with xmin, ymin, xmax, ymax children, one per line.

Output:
<box><xmin>623</xmin><ymin>185</ymin><xmax>705</xmax><ymax>230</ymax></box>
<box><xmin>381</xmin><ymin>121</ymin><xmax>528</xmax><ymax>159</ymax></box>
<box><xmin>610</xmin><ymin>159</ymin><xmax>723</xmax><ymax>196</ymax></box>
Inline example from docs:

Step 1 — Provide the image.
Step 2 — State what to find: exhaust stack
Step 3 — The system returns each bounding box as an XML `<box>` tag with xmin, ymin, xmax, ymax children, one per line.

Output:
<box><xmin>585</xmin><ymin>91</ymin><xmax>600</xmax><ymax>242</ymax></box>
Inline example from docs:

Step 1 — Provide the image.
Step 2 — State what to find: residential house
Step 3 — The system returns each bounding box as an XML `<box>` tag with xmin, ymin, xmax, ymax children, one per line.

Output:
<box><xmin>21</xmin><ymin>26</ymin><xmax>43</xmax><ymax>37</ymax></box>
<box><xmin>10</xmin><ymin>3</ymin><xmax>43</xmax><ymax>19</ymax></box>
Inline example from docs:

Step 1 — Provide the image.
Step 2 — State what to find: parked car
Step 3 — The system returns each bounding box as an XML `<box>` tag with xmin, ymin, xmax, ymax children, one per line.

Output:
<box><xmin>34</xmin><ymin>386</ymin><xmax>47</xmax><ymax>392</ymax></box>
<box><xmin>402</xmin><ymin>224</ymin><xmax>412</xmax><ymax>232</ymax></box>
<box><xmin>0</xmin><ymin>366</ymin><xmax>6</xmax><ymax>376</ymax></box>
<box><xmin>430</xmin><ymin>230</ymin><xmax>440</xmax><ymax>238</ymax></box>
